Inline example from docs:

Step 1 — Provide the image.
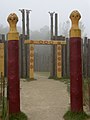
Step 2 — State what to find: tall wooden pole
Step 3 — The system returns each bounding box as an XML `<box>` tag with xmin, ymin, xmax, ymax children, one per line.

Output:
<box><xmin>48</xmin><ymin>12</ymin><xmax>55</xmax><ymax>78</ymax></box>
<box><xmin>26</xmin><ymin>10</ymin><xmax>31</xmax><ymax>39</ymax></box>
<box><xmin>55</xmin><ymin>13</ymin><xmax>58</xmax><ymax>37</ymax></box>
<box><xmin>55</xmin><ymin>13</ymin><xmax>58</xmax><ymax>77</ymax></box>
<box><xmin>87</xmin><ymin>39</ymin><xmax>90</xmax><ymax>110</ymax></box>
<box><xmin>19</xmin><ymin>9</ymin><xmax>26</xmax><ymax>78</ymax></box>
<box><xmin>48</xmin><ymin>12</ymin><xmax>55</xmax><ymax>40</ymax></box>
<box><xmin>0</xmin><ymin>42</ymin><xmax>4</xmax><ymax>78</ymax></box>
<box><xmin>7</xmin><ymin>13</ymin><xmax>20</xmax><ymax>114</ymax></box>
<box><xmin>87</xmin><ymin>39</ymin><xmax>90</xmax><ymax>77</ymax></box>
<box><xmin>26</xmin><ymin>10</ymin><xmax>31</xmax><ymax>78</ymax></box>
<box><xmin>83</xmin><ymin>37</ymin><xmax>88</xmax><ymax>78</ymax></box>
<box><xmin>69</xmin><ymin>10</ymin><xmax>83</xmax><ymax>112</ymax></box>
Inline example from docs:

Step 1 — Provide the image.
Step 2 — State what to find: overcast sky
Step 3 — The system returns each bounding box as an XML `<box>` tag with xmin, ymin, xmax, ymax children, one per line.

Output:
<box><xmin>0</xmin><ymin>0</ymin><xmax>90</xmax><ymax>37</ymax></box>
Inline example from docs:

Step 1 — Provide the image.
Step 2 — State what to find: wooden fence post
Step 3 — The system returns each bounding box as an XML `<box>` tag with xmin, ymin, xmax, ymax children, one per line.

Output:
<box><xmin>66</xmin><ymin>38</ymin><xmax>70</xmax><ymax>77</ymax></box>
<box><xmin>7</xmin><ymin>13</ymin><xmax>20</xmax><ymax>114</ymax></box>
<box><xmin>87</xmin><ymin>39</ymin><xmax>90</xmax><ymax>77</ymax></box>
<box><xmin>69</xmin><ymin>10</ymin><xmax>83</xmax><ymax>112</ymax></box>
<box><xmin>83</xmin><ymin>37</ymin><xmax>88</xmax><ymax>78</ymax></box>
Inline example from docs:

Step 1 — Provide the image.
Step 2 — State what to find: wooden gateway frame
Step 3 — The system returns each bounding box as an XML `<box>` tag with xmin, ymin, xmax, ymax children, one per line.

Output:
<box><xmin>25</xmin><ymin>40</ymin><xmax>66</xmax><ymax>79</ymax></box>
<box><xmin>0</xmin><ymin>42</ymin><xmax>4</xmax><ymax>77</ymax></box>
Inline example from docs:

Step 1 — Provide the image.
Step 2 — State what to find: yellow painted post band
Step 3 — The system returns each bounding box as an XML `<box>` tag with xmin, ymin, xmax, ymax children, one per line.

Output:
<box><xmin>24</xmin><ymin>40</ymin><xmax>66</xmax><ymax>45</ymax></box>
<box><xmin>0</xmin><ymin>43</ymin><xmax>4</xmax><ymax>77</ymax></box>
<box><xmin>7</xmin><ymin>33</ymin><xmax>19</xmax><ymax>41</ymax></box>
<box><xmin>29</xmin><ymin>44</ymin><xmax>34</xmax><ymax>79</ymax></box>
<box><xmin>56</xmin><ymin>45</ymin><xmax>62</xmax><ymax>78</ymax></box>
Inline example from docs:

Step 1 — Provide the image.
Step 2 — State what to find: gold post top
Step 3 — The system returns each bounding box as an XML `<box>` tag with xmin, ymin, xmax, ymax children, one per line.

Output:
<box><xmin>7</xmin><ymin>13</ymin><xmax>19</xmax><ymax>40</ymax></box>
<box><xmin>69</xmin><ymin>10</ymin><xmax>81</xmax><ymax>37</ymax></box>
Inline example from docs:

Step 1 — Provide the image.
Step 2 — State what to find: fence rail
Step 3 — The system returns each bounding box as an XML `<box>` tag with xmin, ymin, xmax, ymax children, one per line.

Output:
<box><xmin>3</xmin><ymin>35</ymin><xmax>90</xmax><ymax>111</ymax></box>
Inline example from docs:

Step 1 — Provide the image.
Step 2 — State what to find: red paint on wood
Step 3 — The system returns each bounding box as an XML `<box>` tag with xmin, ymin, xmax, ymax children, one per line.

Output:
<box><xmin>8</xmin><ymin>40</ymin><xmax>20</xmax><ymax>114</ymax></box>
<box><xmin>70</xmin><ymin>37</ymin><xmax>83</xmax><ymax>112</ymax></box>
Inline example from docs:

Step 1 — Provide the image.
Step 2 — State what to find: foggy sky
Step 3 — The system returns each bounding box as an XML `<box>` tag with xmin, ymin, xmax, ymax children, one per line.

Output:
<box><xmin>0</xmin><ymin>0</ymin><xmax>90</xmax><ymax>37</ymax></box>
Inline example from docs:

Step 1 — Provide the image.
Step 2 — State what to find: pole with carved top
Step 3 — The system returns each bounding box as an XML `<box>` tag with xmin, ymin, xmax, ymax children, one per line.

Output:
<box><xmin>69</xmin><ymin>10</ymin><xmax>83</xmax><ymax>112</ymax></box>
<box><xmin>7</xmin><ymin>13</ymin><xmax>20</xmax><ymax>114</ymax></box>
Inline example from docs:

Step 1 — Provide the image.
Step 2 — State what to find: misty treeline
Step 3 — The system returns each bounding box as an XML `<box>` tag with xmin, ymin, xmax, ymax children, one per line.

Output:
<box><xmin>30</xmin><ymin>25</ymin><xmax>51</xmax><ymax>71</ymax></box>
<box><xmin>0</xmin><ymin>24</ymin><xmax>51</xmax><ymax>71</ymax></box>
<box><xmin>0</xmin><ymin>20</ymin><xmax>86</xmax><ymax>38</ymax></box>
<box><xmin>0</xmin><ymin>21</ymin><xmax>87</xmax><ymax>72</ymax></box>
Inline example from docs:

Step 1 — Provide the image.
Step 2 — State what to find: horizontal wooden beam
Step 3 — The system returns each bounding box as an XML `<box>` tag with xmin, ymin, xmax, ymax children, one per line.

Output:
<box><xmin>24</xmin><ymin>40</ymin><xmax>66</xmax><ymax>45</ymax></box>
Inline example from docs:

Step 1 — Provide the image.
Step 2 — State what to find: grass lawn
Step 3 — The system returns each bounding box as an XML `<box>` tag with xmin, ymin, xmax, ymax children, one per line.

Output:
<box><xmin>63</xmin><ymin>110</ymin><xmax>90</xmax><ymax>120</ymax></box>
<box><xmin>9</xmin><ymin>112</ymin><xmax>28</xmax><ymax>120</ymax></box>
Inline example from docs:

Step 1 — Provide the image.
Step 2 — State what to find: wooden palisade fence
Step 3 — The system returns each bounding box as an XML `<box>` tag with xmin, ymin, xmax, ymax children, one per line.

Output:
<box><xmin>1</xmin><ymin>33</ymin><xmax>90</xmax><ymax>111</ymax></box>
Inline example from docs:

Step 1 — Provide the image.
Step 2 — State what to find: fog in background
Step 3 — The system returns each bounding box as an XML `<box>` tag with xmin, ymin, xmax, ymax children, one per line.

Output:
<box><xmin>0</xmin><ymin>0</ymin><xmax>90</xmax><ymax>37</ymax></box>
<box><xmin>0</xmin><ymin>0</ymin><xmax>90</xmax><ymax>72</ymax></box>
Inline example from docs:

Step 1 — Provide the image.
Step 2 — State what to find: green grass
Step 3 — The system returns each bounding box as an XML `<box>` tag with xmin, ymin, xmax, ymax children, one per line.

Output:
<box><xmin>48</xmin><ymin>76</ymin><xmax>55</xmax><ymax>79</ymax></box>
<box><xmin>63</xmin><ymin>110</ymin><xmax>90</xmax><ymax>120</ymax></box>
<box><xmin>83</xmin><ymin>78</ymin><xmax>90</xmax><ymax>106</ymax></box>
<box><xmin>1</xmin><ymin>97</ymin><xmax>7</xmax><ymax>120</ymax></box>
<box><xmin>1</xmin><ymin>98</ymin><xmax>28</xmax><ymax>120</ymax></box>
<box><xmin>53</xmin><ymin>76</ymin><xmax>70</xmax><ymax>83</ymax></box>
<box><xmin>9</xmin><ymin>111</ymin><xmax>28</xmax><ymax>120</ymax></box>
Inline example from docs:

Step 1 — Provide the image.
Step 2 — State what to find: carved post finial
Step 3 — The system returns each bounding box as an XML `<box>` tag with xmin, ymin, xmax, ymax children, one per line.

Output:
<box><xmin>69</xmin><ymin>10</ymin><xmax>81</xmax><ymax>37</ymax></box>
<box><xmin>7</xmin><ymin>13</ymin><xmax>19</xmax><ymax>40</ymax></box>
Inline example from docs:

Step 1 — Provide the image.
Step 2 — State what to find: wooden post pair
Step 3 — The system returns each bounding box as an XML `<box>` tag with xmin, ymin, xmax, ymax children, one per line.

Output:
<box><xmin>6</xmin><ymin>9</ymin><xmax>83</xmax><ymax>115</ymax></box>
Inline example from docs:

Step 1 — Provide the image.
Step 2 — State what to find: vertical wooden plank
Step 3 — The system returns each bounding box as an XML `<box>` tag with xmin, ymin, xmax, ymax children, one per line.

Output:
<box><xmin>83</xmin><ymin>37</ymin><xmax>88</xmax><ymax>78</ymax></box>
<box><xmin>56</xmin><ymin>45</ymin><xmax>62</xmax><ymax>78</ymax></box>
<box><xmin>49</xmin><ymin>12</ymin><xmax>54</xmax><ymax>78</ymax></box>
<box><xmin>66</xmin><ymin>38</ymin><xmax>70</xmax><ymax>77</ymax></box>
<box><xmin>87</xmin><ymin>39</ymin><xmax>90</xmax><ymax>77</ymax></box>
<box><xmin>19</xmin><ymin>9</ymin><xmax>26</xmax><ymax>78</ymax></box>
<box><xmin>2</xmin><ymin>34</ymin><xmax>7</xmax><ymax>76</ymax></box>
<box><xmin>29</xmin><ymin>45</ymin><xmax>34</xmax><ymax>79</ymax></box>
<box><xmin>19</xmin><ymin>34</ymin><xmax>23</xmax><ymax>78</ymax></box>
<box><xmin>0</xmin><ymin>43</ymin><xmax>4</xmax><ymax>77</ymax></box>
<box><xmin>22</xmin><ymin>9</ymin><xmax>26</xmax><ymax>78</ymax></box>
<box><xmin>19</xmin><ymin>35</ymin><xmax>21</xmax><ymax>78</ymax></box>
<box><xmin>4</xmin><ymin>40</ymin><xmax>7</xmax><ymax>77</ymax></box>
<box><xmin>62</xmin><ymin>43</ymin><xmax>67</xmax><ymax>77</ymax></box>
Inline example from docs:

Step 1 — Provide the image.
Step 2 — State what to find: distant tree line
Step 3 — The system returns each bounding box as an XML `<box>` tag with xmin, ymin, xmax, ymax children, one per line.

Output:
<box><xmin>0</xmin><ymin>21</ymin><xmax>87</xmax><ymax>73</ymax></box>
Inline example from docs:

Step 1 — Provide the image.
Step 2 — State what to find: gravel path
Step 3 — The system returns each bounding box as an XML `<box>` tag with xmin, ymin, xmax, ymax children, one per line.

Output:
<box><xmin>20</xmin><ymin>75</ymin><xmax>69</xmax><ymax>120</ymax></box>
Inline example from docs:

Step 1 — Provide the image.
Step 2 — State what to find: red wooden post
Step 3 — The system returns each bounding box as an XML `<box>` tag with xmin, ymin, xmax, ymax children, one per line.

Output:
<box><xmin>69</xmin><ymin>10</ymin><xmax>83</xmax><ymax>112</ymax></box>
<box><xmin>7</xmin><ymin>13</ymin><xmax>20</xmax><ymax>114</ymax></box>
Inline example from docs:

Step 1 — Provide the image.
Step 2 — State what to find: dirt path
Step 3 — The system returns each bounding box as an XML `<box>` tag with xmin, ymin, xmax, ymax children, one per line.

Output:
<box><xmin>20</xmin><ymin>75</ymin><xmax>69</xmax><ymax>120</ymax></box>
